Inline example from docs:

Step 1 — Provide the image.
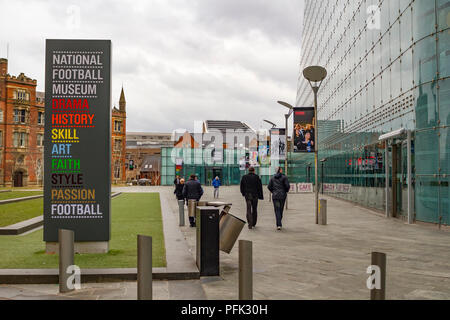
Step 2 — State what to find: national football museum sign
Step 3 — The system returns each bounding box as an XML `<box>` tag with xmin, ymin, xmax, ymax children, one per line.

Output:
<box><xmin>44</xmin><ymin>40</ymin><xmax>111</xmax><ymax>243</ymax></box>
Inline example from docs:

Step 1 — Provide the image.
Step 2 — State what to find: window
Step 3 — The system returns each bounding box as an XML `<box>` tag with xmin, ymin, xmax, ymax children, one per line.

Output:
<box><xmin>114</xmin><ymin>160</ymin><xmax>121</xmax><ymax>178</ymax></box>
<box><xmin>114</xmin><ymin>120</ymin><xmax>122</xmax><ymax>132</ymax></box>
<box><xmin>38</xmin><ymin>112</ymin><xmax>44</xmax><ymax>125</ymax></box>
<box><xmin>13</xmin><ymin>132</ymin><xmax>28</xmax><ymax>147</ymax></box>
<box><xmin>13</xmin><ymin>109</ymin><xmax>27</xmax><ymax>124</ymax></box>
<box><xmin>37</xmin><ymin>134</ymin><xmax>44</xmax><ymax>147</ymax></box>
<box><xmin>0</xmin><ymin>131</ymin><xmax>2</xmax><ymax>147</ymax></box>
<box><xmin>15</xmin><ymin>90</ymin><xmax>29</xmax><ymax>101</ymax></box>
<box><xmin>0</xmin><ymin>109</ymin><xmax>3</xmax><ymax>123</ymax></box>
<box><xmin>114</xmin><ymin>139</ymin><xmax>122</xmax><ymax>151</ymax></box>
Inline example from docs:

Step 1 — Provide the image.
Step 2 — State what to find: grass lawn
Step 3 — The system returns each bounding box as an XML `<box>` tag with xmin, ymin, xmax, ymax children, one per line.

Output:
<box><xmin>0</xmin><ymin>198</ymin><xmax>43</xmax><ymax>227</ymax></box>
<box><xmin>0</xmin><ymin>193</ymin><xmax>166</xmax><ymax>268</ymax></box>
<box><xmin>0</xmin><ymin>191</ymin><xmax>42</xmax><ymax>201</ymax></box>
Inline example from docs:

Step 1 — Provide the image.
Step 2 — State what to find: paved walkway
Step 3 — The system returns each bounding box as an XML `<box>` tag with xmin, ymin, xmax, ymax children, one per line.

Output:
<box><xmin>0</xmin><ymin>281</ymin><xmax>204</xmax><ymax>300</ymax></box>
<box><xmin>164</xmin><ymin>185</ymin><xmax>449</xmax><ymax>300</ymax></box>
<box><xmin>1</xmin><ymin>186</ymin><xmax>449</xmax><ymax>300</ymax></box>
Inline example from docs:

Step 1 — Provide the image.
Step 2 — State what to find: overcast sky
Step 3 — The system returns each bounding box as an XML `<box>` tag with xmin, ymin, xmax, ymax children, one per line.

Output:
<box><xmin>0</xmin><ymin>0</ymin><xmax>304</xmax><ymax>133</ymax></box>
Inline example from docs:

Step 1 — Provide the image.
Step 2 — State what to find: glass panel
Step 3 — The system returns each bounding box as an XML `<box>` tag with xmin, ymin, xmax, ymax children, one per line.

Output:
<box><xmin>415</xmin><ymin>175</ymin><xmax>439</xmax><ymax>223</ymax></box>
<box><xmin>400</xmin><ymin>6</ymin><xmax>412</xmax><ymax>53</ymax></box>
<box><xmin>439</xmin><ymin>126</ymin><xmax>450</xmax><ymax>177</ymax></box>
<box><xmin>390</xmin><ymin>20</ymin><xmax>401</xmax><ymax>61</ymax></box>
<box><xmin>415</xmin><ymin>82</ymin><xmax>438</xmax><ymax>129</ymax></box>
<box><xmin>391</xmin><ymin>58</ymin><xmax>402</xmax><ymax>98</ymax></box>
<box><xmin>415</xmin><ymin>129</ymin><xmax>439</xmax><ymax>175</ymax></box>
<box><xmin>413</xmin><ymin>36</ymin><xmax>437</xmax><ymax>85</ymax></box>
<box><xmin>412</xmin><ymin>0</ymin><xmax>436</xmax><ymax>41</ymax></box>
<box><xmin>440</xmin><ymin>176</ymin><xmax>450</xmax><ymax>225</ymax></box>
<box><xmin>438</xmin><ymin>29</ymin><xmax>450</xmax><ymax>78</ymax></box>
<box><xmin>439</xmin><ymin>78</ymin><xmax>450</xmax><ymax>126</ymax></box>
<box><xmin>437</xmin><ymin>0</ymin><xmax>450</xmax><ymax>32</ymax></box>
<box><xmin>401</xmin><ymin>48</ymin><xmax>414</xmax><ymax>91</ymax></box>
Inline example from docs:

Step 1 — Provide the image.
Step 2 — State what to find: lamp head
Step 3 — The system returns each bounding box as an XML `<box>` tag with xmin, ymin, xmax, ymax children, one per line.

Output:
<box><xmin>303</xmin><ymin>66</ymin><xmax>327</xmax><ymax>82</ymax></box>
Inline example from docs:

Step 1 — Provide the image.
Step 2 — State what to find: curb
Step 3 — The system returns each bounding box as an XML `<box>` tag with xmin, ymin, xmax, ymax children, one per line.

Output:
<box><xmin>0</xmin><ymin>192</ymin><xmax>122</xmax><ymax>236</ymax></box>
<box><xmin>0</xmin><ymin>268</ymin><xmax>199</xmax><ymax>284</ymax></box>
<box><xmin>0</xmin><ymin>195</ymin><xmax>43</xmax><ymax>205</ymax></box>
<box><xmin>0</xmin><ymin>216</ymin><xmax>43</xmax><ymax>235</ymax></box>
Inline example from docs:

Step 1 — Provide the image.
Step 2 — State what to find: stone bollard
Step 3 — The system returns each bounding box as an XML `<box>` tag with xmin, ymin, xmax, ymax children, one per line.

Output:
<box><xmin>178</xmin><ymin>200</ymin><xmax>185</xmax><ymax>226</ymax></box>
<box><xmin>59</xmin><ymin>229</ymin><xmax>74</xmax><ymax>293</ymax></box>
<box><xmin>239</xmin><ymin>240</ymin><xmax>253</xmax><ymax>300</ymax></box>
<box><xmin>137</xmin><ymin>235</ymin><xmax>152</xmax><ymax>300</ymax></box>
<box><xmin>318</xmin><ymin>199</ymin><xmax>327</xmax><ymax>225</ymax></box>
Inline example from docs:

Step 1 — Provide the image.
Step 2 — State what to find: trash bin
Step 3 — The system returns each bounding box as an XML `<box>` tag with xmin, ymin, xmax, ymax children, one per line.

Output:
<box><xmin>219</xmin><ymin>212</ymin><xmax>246</xmax><ymax>254</ymax></box>
<box><xmin>196</xmin><ymin>206</ymin><xmax>220</xmax><ymax>276</ymax></box>
<box><xmin>188</xmin><ymin>200</ymin><xmax>197</xmax><ymax>217</ymax></box>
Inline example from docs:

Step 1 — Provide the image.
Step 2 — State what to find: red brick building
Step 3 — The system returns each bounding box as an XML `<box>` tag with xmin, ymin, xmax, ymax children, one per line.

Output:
<box><xmin>0</xmin><ymin>57</ymin><xmax>127</xmax><ymax>186</ymax></box>
<box><xmin>111</xmin><ymin>87</ymin><xmax>126</xmax><ymax>184</ymax></box>
<box><xmin>0</xmin><ymin>58</ymin><xmax>44</xmax><ymax>187</ymax></box>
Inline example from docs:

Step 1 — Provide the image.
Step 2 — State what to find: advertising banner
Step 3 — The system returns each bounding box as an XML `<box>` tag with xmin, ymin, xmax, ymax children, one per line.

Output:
<box><xmin>44</xmin><ymin>40</ymin><xmax>111</xmax><ymax>242</ymax></box>
<box><xmin>293</xmin><ymin>107</ymin><xmax>315</xmax><ymax>153</ymax></box>
<box><xmin>297</xmin><ymin>183</ymin><xmax>313</xmax><ymax>193</ymax></box>
<box><xmin>258</xmin><ymin>145</ymin><xmax>269</xmax><ymax>165</ymax></box>
<box><xmin>270</xmin><ymin>128</ymin><xmax>286</xmax><ymax>161</ymax></box>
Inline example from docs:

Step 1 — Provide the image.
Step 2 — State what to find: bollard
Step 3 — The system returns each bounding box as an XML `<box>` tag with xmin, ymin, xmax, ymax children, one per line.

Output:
<box><xmin>318</xmin><ymin>199</ymin><xmax>327</xmax><ymax>225</ymax></box>
<box><xmin>239</xmin><ymin>240</ymin><xmax>253</xmax><ymax>300</ymax></box>
<box><xmin>59</xmin><ymin>229</ymin><xmax>74</xmax><ymax>293</ymax></box>
<box><xmin>370</xmin><ymin>252</ymin><xmax>386</xmax><ymax>300</ymax></box>
<box><xmin>178</xmin><ymin>200</ymin><xmax>185</xmax><ymax>226</ymax></box>
<box><xmin>137</xmin><ymin>235</ymin><xmax>152</xmax><ymax>300</ymax></box>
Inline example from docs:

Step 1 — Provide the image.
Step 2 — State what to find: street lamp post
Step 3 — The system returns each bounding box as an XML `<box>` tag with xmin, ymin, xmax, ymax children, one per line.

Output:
<box><xmin>303</xmin><ymin>66</ymin><xmax>327</xmax><ymax>225</ymax></box>
<box><xmin>277</xmin><ymin>101</ymin><xmax>294</xmax><ymax>210</ymax></box>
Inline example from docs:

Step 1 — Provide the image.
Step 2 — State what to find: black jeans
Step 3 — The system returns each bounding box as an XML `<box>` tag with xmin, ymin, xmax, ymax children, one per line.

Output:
<box><xmin>272</xmin><ymin>198</ymin><xmax>286</xmax><ymax>227</ymax></box>
<box><xmin>245</xmin><ymin>195</ymin><xmax>258</xmax><ymax>227</ymax></box>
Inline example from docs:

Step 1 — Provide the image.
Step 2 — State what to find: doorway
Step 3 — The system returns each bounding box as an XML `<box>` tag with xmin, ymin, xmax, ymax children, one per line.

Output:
<box><xmin>13</xmin><ymin>171</ymin><xmax>23</xmax><ymax>187</ymax></box>
<box><xmin>205</xmin><ymin>167</ymin><xmax>222</xmax><ymax>186</ymax></box>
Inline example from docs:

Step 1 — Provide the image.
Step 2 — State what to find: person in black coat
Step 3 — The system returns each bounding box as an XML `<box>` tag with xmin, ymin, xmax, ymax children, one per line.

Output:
<box><xmin>182</xmin><ymin>174</ymin><xmax>204</xmax><ymax>227</ymax></box>
<box><xmin>174</xmin><ymin>178</ymin><xmax>185</xmax><ymax>203</ymax></box>
<box><xmin>268</xmin><ymin>167</ymin><xmax>290</xmax><ymax>230</ymax></box>
<box><xmin>240</xmin><ymin>166</ymin><xmax>263</xmax><ymax>229</ymax></box>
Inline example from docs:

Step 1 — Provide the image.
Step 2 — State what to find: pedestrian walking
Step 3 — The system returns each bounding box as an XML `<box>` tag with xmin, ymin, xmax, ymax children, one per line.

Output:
<box><xmin>182</xmin><ymin>174</ymin><xmax>204</xmax><ymax>227</ymax></box>
<box><xmin>212</xmin><ymin>176</ymin><xmax>221</xmax><ymax>198</ymax></box>
<box><xmin>240</xmin><ymin>166</ymin><xmax>263</xmax><ymax>229</ymax></box>
<box><xmin>174</xmin><ymin>178</ymin><xmax>185</xmax><ymax>204</ymax></box>
<box><xmin>174</xmin><ymin>175</ymin><xmax>181</xmax><ymax>186</ymax></box>
<box><xmin>267</xmin><ymin>167</ymin><xmax>290</xmax><ymax>230</ymax></box>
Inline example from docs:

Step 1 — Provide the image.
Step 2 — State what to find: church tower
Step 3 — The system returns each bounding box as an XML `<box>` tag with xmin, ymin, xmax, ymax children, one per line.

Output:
<box><xmin>111</xmin><ymin>86</ymin><xmax>127</xmax><ymax>184</ymax></box>
<box><xmin>119</xmin><ymin>86</ymin><xmax>126</xmax><ymax>112</ymax></box>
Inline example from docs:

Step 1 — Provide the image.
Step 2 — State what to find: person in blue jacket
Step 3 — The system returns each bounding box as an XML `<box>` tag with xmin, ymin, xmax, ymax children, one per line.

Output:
<box><xmin>212</xmin><ymin>176</ymin><xmax>221</xmax><ymax>198</ymax></box>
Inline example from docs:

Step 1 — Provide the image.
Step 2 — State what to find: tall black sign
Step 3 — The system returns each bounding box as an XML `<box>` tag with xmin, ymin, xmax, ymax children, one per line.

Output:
<box><xmin>44</xmin><ymin>40</ymin><xmax>111</xmax><ymax>242</ymax></box>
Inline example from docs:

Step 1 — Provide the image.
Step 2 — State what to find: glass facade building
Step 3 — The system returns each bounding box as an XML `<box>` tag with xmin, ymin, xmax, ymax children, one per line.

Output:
<box><xmin>161</xmin><ymin>147</ymin><xmax>277</xmax><ymax>186</ymax></box>
<box><xmin>295</xmin><ymin>0</ymin><xmax>450</xmax><ymax>225</ymax></box>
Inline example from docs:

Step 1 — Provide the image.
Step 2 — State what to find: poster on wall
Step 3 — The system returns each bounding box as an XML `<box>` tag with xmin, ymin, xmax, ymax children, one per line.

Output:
<box><xmin>258</xmin><ymin>145</ymin><xmax>269</xmax><ymax>165</ymax></box>
<box><xmin>239</xmin><ymin>156</ymin><xmax>246</xmax><ymax>171</ymax></box>
<box><xmin>293</xmin><ymin>107</ymin><xmax>315</xmax><ymax>153</ymax></box>
<box><xmin>249</xmin><ymin>151</ymin><xmax>259</xmax><ymax>167</ymax></box>
<box><xmin>44</xmin><ymin>39</ymin><xmax>111</xmax><ymax>242</ymax></box>
<box><xmin>270</xmin><ymin>128</ymin><xmax>286</xmax><ymax>161</ymax></box>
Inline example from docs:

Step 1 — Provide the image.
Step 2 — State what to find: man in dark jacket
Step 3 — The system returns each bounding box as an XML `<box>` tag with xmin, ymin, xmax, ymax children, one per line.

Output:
<box><xmin>182</xmin><ymin>174</ymin><xmax>204</xmax><ymax>227</ymax></box>
<box><xmin>240</xmin><ymin>167</ymin><xmax>263</xmax><ymax>229</ymax></box>
<box><xmin>268</xmin><ymin>167</ymin><xmax>290</xmax><ymax>230</ymax></box>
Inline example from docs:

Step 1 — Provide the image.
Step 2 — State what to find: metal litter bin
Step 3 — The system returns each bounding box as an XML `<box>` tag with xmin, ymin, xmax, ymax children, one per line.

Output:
<box><xmin>188</xmin><ymin>200</ymin><xmax>197</xmax><ymax>217</ymax></box>
<box><xmin>219</xmin><ymin>212</ymin><xmax>246</xmax><ymax>253</ymax></box>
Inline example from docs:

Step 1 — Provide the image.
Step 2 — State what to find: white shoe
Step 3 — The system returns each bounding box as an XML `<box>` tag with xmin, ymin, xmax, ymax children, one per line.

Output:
<box><xmin>277</xmin><ymin>226</ymin><xmax>281</xmax><ymax>230</ymax></box>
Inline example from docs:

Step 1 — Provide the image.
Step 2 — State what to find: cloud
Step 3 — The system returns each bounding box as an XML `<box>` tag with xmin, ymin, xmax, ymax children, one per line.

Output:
<box><xmin>0</xmin><ymin>0</ymin><xmax>304</xmax><ymax>133</ymax></box>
